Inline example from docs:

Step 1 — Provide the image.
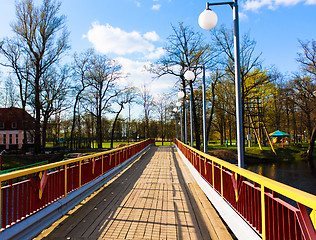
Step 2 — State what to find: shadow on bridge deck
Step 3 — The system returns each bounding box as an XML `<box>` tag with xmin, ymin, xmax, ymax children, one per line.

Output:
<box><xmin>35</xmin><ymin>146</ymin><xmax>233</xmax><ymax>240</ymax></box>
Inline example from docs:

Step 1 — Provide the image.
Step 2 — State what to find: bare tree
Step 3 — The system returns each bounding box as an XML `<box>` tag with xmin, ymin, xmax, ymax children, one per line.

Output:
<box><xmin>155</xmin><ymin>94</ymin><xmax>171</xmax><ymax>145</ymax></box>
<box><xmin>295</xmin><ymin>40</ymin><xmax>316</xmax><ymax>163</ymax></box>
<box><xmin>297</xmin><ymin>40</ymin><xmax>316</xmax><ymax>77</ymax></box>
<box><xmin>39</xmin><ymin>67</ymin><xmax>70</xmax><ymax>149</ymax></box>
<box><xmin>0</xmin><ymin>0</ymin><xmax>69</xmax><ymax>153</ymax></box>
<box><xmin>206</xmin><ymin>69</ymin><xmax>223</xmax><ymax>142</ymax></box>
<box><xmin>110</xmin><ymin>87</ymin><xmax>137</xmax><ymax>148</ymax></box>
<box><xmin>0</xmin><ymin>38</ymin><xmax>32</xmax><ymax>151</ymax></box>
<box><xmin>83</xmin><ymin>54</ymin><xmax>121</xmax><ymax>148</ymax></box>
<box><xmin>212</xmin><ymin>26</ymin><xmax>267</xmax><ymax>106</ymax></box>
<box><xmin>4</xmin><ymin>77</ymin><xmax>18</xmax><ymax>107</ymax></box>
<box><xmin>70</xmin><ymin>49</ymin><xmax>94</xmax><ymax>150</ymax></box>
<box><xmin>140</xmin><ymin>84</ymin><xmax>154</xmax><ymax>139</ymax></box>
<box><xmin>151</xmin><ymin>22</ymin><xmax>217</xmax><ymax>150</ymax></box>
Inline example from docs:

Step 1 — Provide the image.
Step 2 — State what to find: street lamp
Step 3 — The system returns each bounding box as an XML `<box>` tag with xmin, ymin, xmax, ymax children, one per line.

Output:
<box><xmin>176</xmin><ymin>101</ymin><xmax>183</xmax><ymax>141</ymax></box>
<box><xmin>199</xmin><ymin>1</ymin><xmax>244</xmax><ymax>168</ymax></box>
<box><xmin>178</xmin><ymin>91</ymin><xmax>185</xmax><ymax>99</ymax></box>
<box><xmin>173</xmin><ymin>107</ymin><xmax>179</xmax><ymax>139</ymax></box>
<box><xmin>184</xmin><ymin>71</ymin><xmax>194</xmax><ymax>147</ymax></box>
<box><xmin>178</xmin><ymin>91</ymin><xmax>188</xmax><ymax>144</ymax></box>
<box><xmin>184</xmin><ymin>67</ymin><xmax>208</xmax><ymax>154</ymax></box>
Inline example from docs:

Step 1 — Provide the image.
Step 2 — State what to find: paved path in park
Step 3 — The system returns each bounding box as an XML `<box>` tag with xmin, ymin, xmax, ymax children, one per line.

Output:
<box><xmin>36</xmin><ymin>146</ymin><xmax>233</xmax><ymax>240</ymax></box>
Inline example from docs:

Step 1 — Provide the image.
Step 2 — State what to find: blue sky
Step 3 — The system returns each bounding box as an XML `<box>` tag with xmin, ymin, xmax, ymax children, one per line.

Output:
<box><xmin>0</xmin><ymin>0</ymin><xmax>316</xmax><ymax>96</ymax></box>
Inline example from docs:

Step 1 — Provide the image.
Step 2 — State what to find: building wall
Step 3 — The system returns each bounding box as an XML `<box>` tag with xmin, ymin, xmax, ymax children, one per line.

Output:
<box><xmin>0</xmin><ymin>130</ymin><xmax>32</xmax><ymax>150</ymax></box>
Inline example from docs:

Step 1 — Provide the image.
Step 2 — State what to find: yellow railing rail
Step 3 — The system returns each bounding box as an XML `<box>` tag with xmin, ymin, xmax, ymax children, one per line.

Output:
<box><xmin>0</xmin><ymin>139</ymin><xmax>153</xmax><ymax>231</ymax></box>
<box><xmin>0</xmin><ymin>140</ymin><xmax>147</xmax><ymax>183</ymax></box>
<box><xmin>180</xmin><ymin>140</ymin><xmax>316</xmax><ymax>210</ymax></box>
<box><xmin>175</xmin><ymin>139</ymin><xmax>316</xmax><ymax>240</ymax></box>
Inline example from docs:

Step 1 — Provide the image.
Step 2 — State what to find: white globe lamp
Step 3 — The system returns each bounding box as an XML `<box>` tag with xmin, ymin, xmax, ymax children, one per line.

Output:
<box><xmin>184</xmin><ymin>70</ymin><xmax>195</xmax><ymax>81</ymax></box>
<box><xmin>198</xmin><ymin>9</ymin><xmax>218</xmax><ymax>30</ymax></box>
<box><xmin>176</xmin><ymin>101</ymin><xmax>181</xmax><ymax>107</ymax></box>
<box><xmin>178</xmin><ymin>91</ymin><xmax>185</xmax><ymax>99</ymax></box>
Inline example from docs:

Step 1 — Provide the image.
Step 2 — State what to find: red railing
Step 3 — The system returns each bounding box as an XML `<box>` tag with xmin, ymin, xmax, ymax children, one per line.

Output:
<box><xmin>175</xmin><ymin>139</ymin><xmax>316</xmax><ymax>240</ymax></box>
<box><xmin>0</xmin><ymin>139</ymin><xmax>155</xmax><ymax>231</ymax></box>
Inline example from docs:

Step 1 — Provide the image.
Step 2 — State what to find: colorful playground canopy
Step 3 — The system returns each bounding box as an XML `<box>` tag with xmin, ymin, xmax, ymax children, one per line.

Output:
<box><xmin>269</xmin><ymin>130</ymin><xmax>290</xmax><ymax>137</ymax></box>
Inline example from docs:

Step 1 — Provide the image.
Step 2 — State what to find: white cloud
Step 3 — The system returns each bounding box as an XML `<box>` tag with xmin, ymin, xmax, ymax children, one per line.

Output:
<box><xmin>115</xmin><ymin>57</ymin><xmax>151</xmax><ymax>86</ymax></box>
<box><xmin>152</xmin><ymin>4</ymin><xmax>161</xmax><ymax>10</ymax></box>
<box><xmin>239</xmin><ymin>11</ymin><xmax>249</xmax><ymax>20</ymax></box>
<box><xmin>242</xmin><ymin>0</ymin><xmax>315</xmax><ymax>11</ymax></box>
<box><xmin>115</xmin><ymin>57</ymin><xmax>176</xmax><ymax>95</ymax></box>
<box><xmin>145</xmin><ymin>47</ymin><xmax>166</xmax><ymax>60</ymax></box>
<box><xmin>306</xmin><ymin>0</ymin><xmax>316</xmax><ymax>4</ymax></box>
<box><xmin>135</xmin><ymin>1</ymin><xmax>141</xmax><ymax>7</ymax></box>
<box><xmin>83</xmin><ymin>22</ymin><xmax>155</xmax><ymax>55</ymax></box>
<box><xmin>144</xmin><ymin>31</ymin><xmax>159</xmax><ymax>41</ymax></box>
<box><xmin>83</xmin><ymin>23</ymin><xmax>173</xmax><ymax>101</ymax></box>
<box><xmin>243</xmin><ymin>0</ymin><xmax>272</xmax><ymax>11</ymax></box>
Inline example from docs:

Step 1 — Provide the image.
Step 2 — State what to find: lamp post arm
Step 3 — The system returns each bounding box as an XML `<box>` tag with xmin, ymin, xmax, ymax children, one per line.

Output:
<box><xmin>206</xmin><ymin>1</ymin><xmax>234</xmax><ymax>9</ymax></box>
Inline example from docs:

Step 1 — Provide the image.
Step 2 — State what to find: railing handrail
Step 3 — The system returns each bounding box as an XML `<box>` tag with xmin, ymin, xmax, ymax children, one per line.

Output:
<box><xmin>0</xmin><ymin>160</ymin><xmax>49</xmax><ymax>175</ymax></box>
<box><xmin>0</xmin><ymin>140</ymin><xmax>148</xmax><ymax>182</ymax></box>
<box><xmin>176</xmin><ymin>139</ymin><xmax>316</xmax><ymax>210</ymax></box>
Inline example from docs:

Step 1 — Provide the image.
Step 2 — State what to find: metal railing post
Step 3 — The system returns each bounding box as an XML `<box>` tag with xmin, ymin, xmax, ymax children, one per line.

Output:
<box><xmin>261</xmin><ymin>185</ymin><xmax>266</xmax><ymax>240</ymax></box>
<box><xmin>64</xmin><ymin>164</ymin><xmax>68</xmax><ymax>198</ymax></box>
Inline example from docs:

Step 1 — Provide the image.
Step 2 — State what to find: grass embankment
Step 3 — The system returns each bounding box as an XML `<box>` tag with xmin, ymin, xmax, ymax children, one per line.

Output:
<box><xmin>207</xmin><ymin>142</ymin><xmax>312</xmax><ymax>163</ymax></box>
<box><xmin>1</xmin><ymin>153</ymin><xmax>65</xmax><ymax>172</ymax></box>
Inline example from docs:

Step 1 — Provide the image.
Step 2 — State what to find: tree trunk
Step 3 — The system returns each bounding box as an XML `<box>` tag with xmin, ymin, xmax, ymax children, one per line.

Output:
<box><xmin>206</xmin><ymin>82</ymin><xmax>216</xmax><ymax>142</ymax></box>
<box><xmin>307</xmin><ymin>127</ymin><xmax>316</xmax><ymax>164</ymax></box>
<box><xmin>70</xmin><ymin>95</ymin><xmax>80</xmax><ymax>150</ymax></box>
<box><xmin>97</xmin><ymin>113</ymin><xmax>102</xmax><ymax>149</ymax></box>
<box><xmin>42</xmin><ymin>116</ymin><xmax>49</xmax><ymax>150</ymax></box>
<box><xmin>110</xmin><ymin>105</ymin><xmax>124</xmax><ymax>148</ymax></box>
<box><xmin>22</xmin><ymin>104</ymin><xmax>28</xmax><ymax>153</ymax></box>
<box><xmin>34</xmin><ymin>76</ymin><xmax>42</xmax><ymax>154</ymax></box>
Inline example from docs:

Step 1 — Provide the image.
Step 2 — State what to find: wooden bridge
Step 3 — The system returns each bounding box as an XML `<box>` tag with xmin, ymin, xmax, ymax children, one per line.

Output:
<box><xmin>36</xmin><ymin>146</ymin><xmax>232</xmax><ymax>239</ymax></box>
<box><xmin>1</xmin><ymin>139</ymin><xmax>316</xmax><ymax>240</ymax></box>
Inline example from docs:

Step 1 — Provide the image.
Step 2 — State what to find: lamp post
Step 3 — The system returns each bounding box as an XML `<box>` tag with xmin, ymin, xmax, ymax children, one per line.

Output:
<box><xmin>184</xmin><ymin>66</ymin><xmax>208</xmax><ymax>153</ymax></box>
<box><xmin>176</xmin><ymin>101</ymin><xmax>183</xmax><ymax>141</ymax></box>
<box><xmin>189</xmin><ymin>92</ymin><xmax>194</xmax><ymax>147</ymax></box>
<box><xmin>184</xmin><ymin>71</ymin><xmax>195</xmax><ymax>148</ymax></box>
<box><xmin>199</xmin><ymin>1</ymin><xmax>244</xmax><ymax>168</ymax></box>
<box><xmin>178</xmin><ymin>91</ymin><xmax>188</xmax><ymax>144</ymax></box>
<box><xmin>173</xmin><ymin>107</ymin><xmax>179</xmax><ymax>139</ymax></box>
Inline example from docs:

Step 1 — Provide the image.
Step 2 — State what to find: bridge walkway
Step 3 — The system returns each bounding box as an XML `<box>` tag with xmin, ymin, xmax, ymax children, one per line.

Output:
<box><xmin>35</xmin><ymin>146</ymin><xmax>233</xmax><ymax>240</ymax></box>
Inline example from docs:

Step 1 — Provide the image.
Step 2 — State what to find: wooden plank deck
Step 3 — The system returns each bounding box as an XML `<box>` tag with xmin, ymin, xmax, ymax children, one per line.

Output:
<box><xmin>35</xmin><ymin>146</ymin><xmax>234</xmax><ymax>240</ymax></box>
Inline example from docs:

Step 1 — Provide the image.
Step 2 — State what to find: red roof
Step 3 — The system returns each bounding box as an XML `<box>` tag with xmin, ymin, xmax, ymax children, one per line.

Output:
<box><xmin>0</xmin><ymin>107</ymin><xmax>35</xmax><ymax>131</ymax></box>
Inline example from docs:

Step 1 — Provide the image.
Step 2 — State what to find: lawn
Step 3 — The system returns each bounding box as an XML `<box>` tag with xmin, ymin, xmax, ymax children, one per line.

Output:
<box><xmin>206</xmin><ymin>141</ymin><xmax>313</xmax><ymax>163</ymax></box>
<box><xmin>155</xmin><ymin>141</ymin><xmax>173</xmax><ymax>146</ymax></box>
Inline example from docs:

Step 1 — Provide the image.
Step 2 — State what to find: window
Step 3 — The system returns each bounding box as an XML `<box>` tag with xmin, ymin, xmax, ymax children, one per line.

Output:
<box><xmin>16</xmin><ymin>134</ymin><xmax>19</xmax><ymax>144</ymax></box>
<box><xmin>3</xmin><ymin>134</ymin><xmax>6</xmax><ymax>144</ymax></box>
<box><xmin>12</xmin><ymin>122</ymin><xmax>17</xmax><ymax>129</ymax></box>
<box><xmin>0</xmin><ymin>122</ymin><xmax>4</xmax><ymax>129</ymax></box>
<box><xmin>9</xmin><ymin>134</ymin><xmax>12</xmax><ymax>144</ymax></box>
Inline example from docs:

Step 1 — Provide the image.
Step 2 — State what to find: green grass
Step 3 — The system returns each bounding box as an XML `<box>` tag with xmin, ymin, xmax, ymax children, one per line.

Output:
<box><xmin>91</xmin><ymin>141</ymin><xmax>140</xmax><ymax>149</ymax></box>
<box><xmin>205</xmin><ymin>141</ymin><xmax>313</xmax><ymax>162</ymax></box>
<box><xmin>155</xmin><ymin>141</ymin><xmax>173</xmax><ymax>146</ymax></box>
<box><xmin>1</xmin><ymin>153</ymin><xmax>65</xmax><ymax>171</ymax></box>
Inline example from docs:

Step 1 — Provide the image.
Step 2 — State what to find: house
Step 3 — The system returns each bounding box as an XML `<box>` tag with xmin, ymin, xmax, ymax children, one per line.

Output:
<box><xmin>0</xmin><ymin>107</ymin><xmax>35</xmax><ymax>151</ymax></box>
